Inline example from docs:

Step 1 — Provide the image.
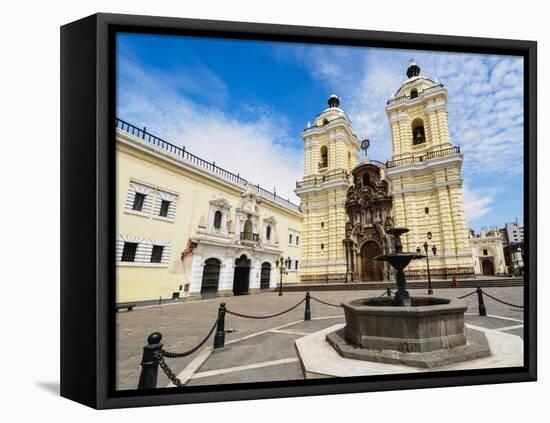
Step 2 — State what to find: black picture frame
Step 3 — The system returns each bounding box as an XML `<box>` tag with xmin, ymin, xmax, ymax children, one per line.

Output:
<box><xmin>60</xmin><ymin>12</ymin><xmax>537</xmax><ymax>409</ymax></box>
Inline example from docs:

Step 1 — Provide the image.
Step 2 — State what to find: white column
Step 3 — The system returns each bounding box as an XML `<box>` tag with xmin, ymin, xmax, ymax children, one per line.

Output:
<box><xmin>219</xmin><ymin>257</ymin><xmax>235</xmax><ymax>292</ymax></box>
<box><xmin>188</xmin><ymin>254</ymin><xmax>204</xmax><ymax>294</ymax></box>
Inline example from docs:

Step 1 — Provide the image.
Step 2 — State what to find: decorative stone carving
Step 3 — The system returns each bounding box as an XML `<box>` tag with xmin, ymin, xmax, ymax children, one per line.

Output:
<box><xmin>344</xmin><ymin>162</ymin><xmax>393</xmax><ymax>282</ymax></box>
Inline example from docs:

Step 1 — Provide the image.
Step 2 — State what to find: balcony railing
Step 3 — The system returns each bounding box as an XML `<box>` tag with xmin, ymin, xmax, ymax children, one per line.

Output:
<box><xmin>116</xmin><ymin>118</ymin><xmax>300</xmax><ymax>213</ymax></box>
<box><xmin>387</xmin><ymin>84</ymin><xmax>444</xmax><ymax>105</ymax></box>
<box><xmin>367</xmin><ymin>159</ymin><xmax>387</xmax><ymax>169</ymax></box>
<box><xmin>386</xmin><ymin>146</ymin><xmax>461</xmax><ymax>168</ymax></box>
<box><xmin>296</xmin><ymin>170</ymin><xmax>349</xmax><ymax>189</ymax></box>
<box><xmin>240</xmin><ymin>232</ymin><xmax>259</xmax><ymax>242</ymax></box>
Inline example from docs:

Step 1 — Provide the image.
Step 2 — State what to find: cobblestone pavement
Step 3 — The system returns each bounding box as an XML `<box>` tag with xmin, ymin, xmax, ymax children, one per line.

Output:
<box><xmin>116</xmin><ymin>286</ymin><xmax>524</xmax><ymax>390</ymax></box>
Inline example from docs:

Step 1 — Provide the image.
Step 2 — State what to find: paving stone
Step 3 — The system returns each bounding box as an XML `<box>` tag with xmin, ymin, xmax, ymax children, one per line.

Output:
<box><xmin>199</xmin><ymin>332</ymin><xmax>302</xmax><ymax>372</ymax></box>
<box><xmin>465</xmin><ymin>315</ymin><xmax>523</xmax><ymax>329</ymax></box>
<box><xmin>187</xmin><ymin>361</ymin><xmax>304</xmax><ymax>386</ymax></box>
<box><xmin>116</xmin><ymin>286</ymin><xmax>524</xmax><ymax>390</ymax></box>
<box><xmin>502</xmin><ymin>328</ymin><xmax>524</xmax><ymax>339</ymax></box>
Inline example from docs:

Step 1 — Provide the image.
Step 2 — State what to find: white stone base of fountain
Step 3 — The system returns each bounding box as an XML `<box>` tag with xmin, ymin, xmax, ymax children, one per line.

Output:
<box><xmin>295</xmin><ymin>324</ymin><xmax>523</xmax><ymax>379</ymax></box>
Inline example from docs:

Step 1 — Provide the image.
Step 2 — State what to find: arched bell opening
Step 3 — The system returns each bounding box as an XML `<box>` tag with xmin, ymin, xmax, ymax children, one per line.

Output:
<box><xmin>411</xmin><ymin>118</ymin><xmax>426</xmax><ymax>145</ymax></box>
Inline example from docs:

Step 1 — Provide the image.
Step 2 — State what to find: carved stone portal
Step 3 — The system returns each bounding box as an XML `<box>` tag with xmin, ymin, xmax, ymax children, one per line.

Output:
<box><xmin>344</xmin><ymin>162</ymin><xmax>393</xmax><ymax>282</ymax></box>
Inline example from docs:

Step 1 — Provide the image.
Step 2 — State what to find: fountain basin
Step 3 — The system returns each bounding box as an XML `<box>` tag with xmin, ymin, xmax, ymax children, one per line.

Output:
<box><xmin>343</xmin><ymin>297</ymin><xmax>467</xmax><ymax>353</ymax></box>
<box><xmin>326</xmin><ymin>296</ymin><xmax>491</xmax><ymax>368</ymax></box>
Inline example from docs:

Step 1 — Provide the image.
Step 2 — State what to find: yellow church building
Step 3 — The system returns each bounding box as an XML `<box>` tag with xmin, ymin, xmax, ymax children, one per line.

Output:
<box><xmin>384</xmin><ymin>62</ymin><xmax>473</xmax><ymax>278</ymax></box>
<box><xmin>296</xmin><ymin>62</ymin><xmax>474</xmax><ymax>282</ymax></box>
<box><xmin>116</xmin><ymin>61</ymin><xmax>477</xmax><ymax>304</ymax></box>
<box><xmin>295</xmin><ymin>94</ymin><xmax>360</xmax><ymax>283</ymax></box>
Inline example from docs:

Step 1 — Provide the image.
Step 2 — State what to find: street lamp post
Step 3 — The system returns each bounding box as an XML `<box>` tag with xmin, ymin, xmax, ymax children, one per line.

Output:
<box><xmin>276</xmin><ymin>256</ymin><xmax>291</xmax><ymax>296</ymax></box>
<box><xmin>418</xmin><ymin>236</ymin><xmax>437</xmax><ymax>295</ymax></box>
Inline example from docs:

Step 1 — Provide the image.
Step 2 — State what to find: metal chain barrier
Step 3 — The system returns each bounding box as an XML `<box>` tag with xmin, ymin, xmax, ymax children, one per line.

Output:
<box><xmin>162</xmin><ymin>314</ymin><xmax>220</xmax><ymax>358</ymax></box>
<box><xmin>309</xmin><ymin>295</ymin><xmax>343</xmax><ymax>308</ymax></box>
<box><xmin>457</xmin><ymin>290</ymin><xmax>477</xmax><ymax>299</ymax></box>
<box><xmin>154</xmin><ymin>351</ymin><xmax>183</xmax><ymax>387</ymax></box>
<box><xmin>225</xmin><ymin>297</ymin><xmax>306</xmax><ymax>319</ymax></box>
<box><xmin>480</xmin><ymin>290</ymin><xmax>524</xmax><ymax>309</ymax></box>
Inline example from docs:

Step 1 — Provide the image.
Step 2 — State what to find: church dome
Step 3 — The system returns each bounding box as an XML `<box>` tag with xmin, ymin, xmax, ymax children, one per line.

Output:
<box><xmin>406</xmin><ymin>62</ymin><xmax>421</xmax><ymax>78</ymax></box>
<box><xmin>328</xmin><ymin>93</ymin><xmax>340</xmax><ymax>108</ymax></box>
<box><xmin>390</xmin><ymin>62</ymin><xmax>441</xmax><ymax>100</ymax></box>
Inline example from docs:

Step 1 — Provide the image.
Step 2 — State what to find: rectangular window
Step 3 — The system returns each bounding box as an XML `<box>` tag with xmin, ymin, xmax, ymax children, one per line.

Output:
<box><xmin>296</xmin><ymin>236</ymin><xmax>300</xmax><ymax>246</ymax></box>
<box><xmin>159</xmin><ymin>200</ymin><xmax>170</xmax><ymax>217</ymax></box>
<box><xmin>151</xmin><ymin>245</ymin><xmax>164</xmax><ymax>263</ymax></box>
<box><xmin>295</xmin><ymin>260</ymin><xmax>299</xmax><ymax>270</ymax></box>
<box><xmin>122</xmin><ymin>242</ymin><xmax>138</xmax><ymax>262</ymax></box>
<box><xmin>483</xmin><ymin>249</ymin><xmax>488</xmax><ymax>256</ymax></box>
<box><xmin>289</xmin><ymin>234</ymin><xmax>293</xmax><ymax>244</ymax></box>
<box><xmin>132</xmin><ymin>193</ymin><xmax>146</xmax><ymax>211</ymax></box>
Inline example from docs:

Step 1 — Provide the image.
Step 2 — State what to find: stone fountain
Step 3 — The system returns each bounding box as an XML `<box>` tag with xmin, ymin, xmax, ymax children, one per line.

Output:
<box><xmin>326</xmin><ymin>228</ymin><xmax>491</xmax><ymax>368</ymax></box>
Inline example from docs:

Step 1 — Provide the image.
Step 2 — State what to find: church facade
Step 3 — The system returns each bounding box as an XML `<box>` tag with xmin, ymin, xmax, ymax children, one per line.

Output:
<box><xmin>297</xmin><ymin>62</ymin><xmax>474</xmax><ymax>282</ymax></box>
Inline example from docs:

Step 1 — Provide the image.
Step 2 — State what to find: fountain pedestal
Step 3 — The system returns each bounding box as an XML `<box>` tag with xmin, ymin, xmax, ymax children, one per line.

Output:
<box><xmin>343</xmin><ymin>297</ymin><xmax>467</xmax><ymax>353</ymax></box>
<box><xmin>326</xmin><ymin>227</ymin><xmax>491</xmax><ymax>368</ymax></box>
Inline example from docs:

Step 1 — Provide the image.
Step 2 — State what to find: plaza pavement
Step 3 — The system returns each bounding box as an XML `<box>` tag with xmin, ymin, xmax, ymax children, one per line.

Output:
<box><xmin>116</xmin><ymin>286</ymin><xmax>524</xmax><ymax>390</ymax></box>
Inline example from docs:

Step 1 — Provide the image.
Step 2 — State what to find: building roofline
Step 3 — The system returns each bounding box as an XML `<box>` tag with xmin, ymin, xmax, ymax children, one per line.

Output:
<box><xmin>115</xmin><ymin>118</ymin><xmax>301</xmax><ymax>216</ymax></box>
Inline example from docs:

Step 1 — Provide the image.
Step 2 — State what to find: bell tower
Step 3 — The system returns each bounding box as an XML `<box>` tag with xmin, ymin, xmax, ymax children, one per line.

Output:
<box><xmin>384</xmin><ymin>63</ymin><xmax>474</xmax><ymax>278</ymax></box>
<box><xmin>296</xmin><ymin>94</ymin><xmax>360</xmax><ymax>283</ymax></box>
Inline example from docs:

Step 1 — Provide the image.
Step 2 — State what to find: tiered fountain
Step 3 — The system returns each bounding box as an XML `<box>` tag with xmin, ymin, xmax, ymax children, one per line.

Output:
<box><xmin>327</xmin><ymin>228</ymin><xmax>491</xmax><ymax>368</ymax></box>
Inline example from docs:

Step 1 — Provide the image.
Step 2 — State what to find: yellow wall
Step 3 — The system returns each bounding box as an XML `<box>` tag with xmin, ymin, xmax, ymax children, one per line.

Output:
<box><xmin>297</xmin><ymin>107</ymin><xmax>360</xmax><ymax>282</ymax></box>
<box><xmin>385</xmin><ymin>80</ymin><xmax>473</xmax><ymax>276</ymax></box>
<box><xmin>116</xmin><ymin>131</ymin><xmax>302</xmax><ymax>303</ymax></box>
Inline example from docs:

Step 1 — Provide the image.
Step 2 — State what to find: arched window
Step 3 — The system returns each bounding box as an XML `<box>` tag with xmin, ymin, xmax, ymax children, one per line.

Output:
<box><xmin>320</xmin><ymin>145</ymin><xmax>328</xmax><ymax>169</ymax></box>
<box><xmin>362</xmin><ymin>173</ymin><xmax>370</xmax><ymax>187</ymax></box>
<box><xmin>214</xmin><ymin>210</ymin><xmax>222</xmax><ymax>229</ymax></box>
<box><xmin>411</xmin><ymin>118</ymin><xmax>426</xmax><ymax>145</ymax></box>
<box><xmin>244</xmin><ymin>218</ymin><xmax>253</xmax><ymax>235</ymax></box>
<box><xmin>410</xmin><ymin>88</ymin><xmax>418</xmax><ymax>99</ymax></box>
<box><xmin>322</xmin><ymin>118</ymin><xmax>329</xmax><ymax>125</ymax></box>
<box><xmin>266</xmin><ymin>225</ymin><xmax>271</xmax><ymax>241</ymax></box>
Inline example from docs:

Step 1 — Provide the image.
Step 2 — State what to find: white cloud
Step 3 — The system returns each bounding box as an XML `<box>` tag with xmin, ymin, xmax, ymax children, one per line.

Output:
<box><xmin>291</xmin><ymin>48</ymin><xmax>524</xmax><ymax>178</ymax></box>
<box><xmin>117</xmin><ymin>56</ymin><xmax>303</xmax><ymax>204</ymax></box>
<box><xmin>463</xmin><ymin>186</ymin><xmax>493</xmax><ymax>223</ymax></box>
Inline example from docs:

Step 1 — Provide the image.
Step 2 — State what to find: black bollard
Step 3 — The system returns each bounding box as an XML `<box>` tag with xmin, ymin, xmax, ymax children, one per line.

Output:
<box><xmin>304</xmin><ymin>292</ymin><xmax>311</xmax><ymax>321</ymax></box>
<box><xmin>138</xmin><ymin>332</ymin><xmax>163</xmax><ymax>389</ymax></box>
<box><xmin>476</xmin><ymin>286</ymin><xmax>487</xmax><ymax>316</ymax></box>
<box><xmin>214</xmin><ymin>302</ymin><xmax>226</xmax><ymax>349</ymax></box>
<box><xmin>386</xmin><ymin>287</ymin><xmax>392</xmax><ymax>297</ymax></box>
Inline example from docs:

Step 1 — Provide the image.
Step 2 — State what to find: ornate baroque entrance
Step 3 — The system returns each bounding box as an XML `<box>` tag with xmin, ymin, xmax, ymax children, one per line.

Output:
<box><xmin>233</xmin><ymin>254</ymin><xmax>251</xmax><ymax>295</ymax></box>
<box><xmin>344</xmin><ymin>162</ymin><xmax>393</xmax><ymax>282</ymax></box>
<box><xmin>360</xmin><ymin>241</ymin><xmax>383</xmax><ymax>281</ymax></box>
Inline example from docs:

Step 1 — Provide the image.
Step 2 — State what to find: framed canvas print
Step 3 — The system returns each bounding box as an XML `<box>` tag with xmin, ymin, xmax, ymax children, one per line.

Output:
<box><xmin>60</xmin><ymin>13</ymin><xmax>537</xmax><ymax>409</ymax></box>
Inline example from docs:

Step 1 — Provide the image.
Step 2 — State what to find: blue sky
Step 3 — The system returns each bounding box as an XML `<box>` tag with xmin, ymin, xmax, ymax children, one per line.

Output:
<box><xmin>116</xmin><ymin>33</ymin><xmax>524</xmax><ymax>232</ymax></box>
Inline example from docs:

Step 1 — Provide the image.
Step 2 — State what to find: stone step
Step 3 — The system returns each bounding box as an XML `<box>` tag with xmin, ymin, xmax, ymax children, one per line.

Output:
<box><xmin>279</xmin><ymin>278</ymin><xmax>523</xmax><ymax>292</ymax></box>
